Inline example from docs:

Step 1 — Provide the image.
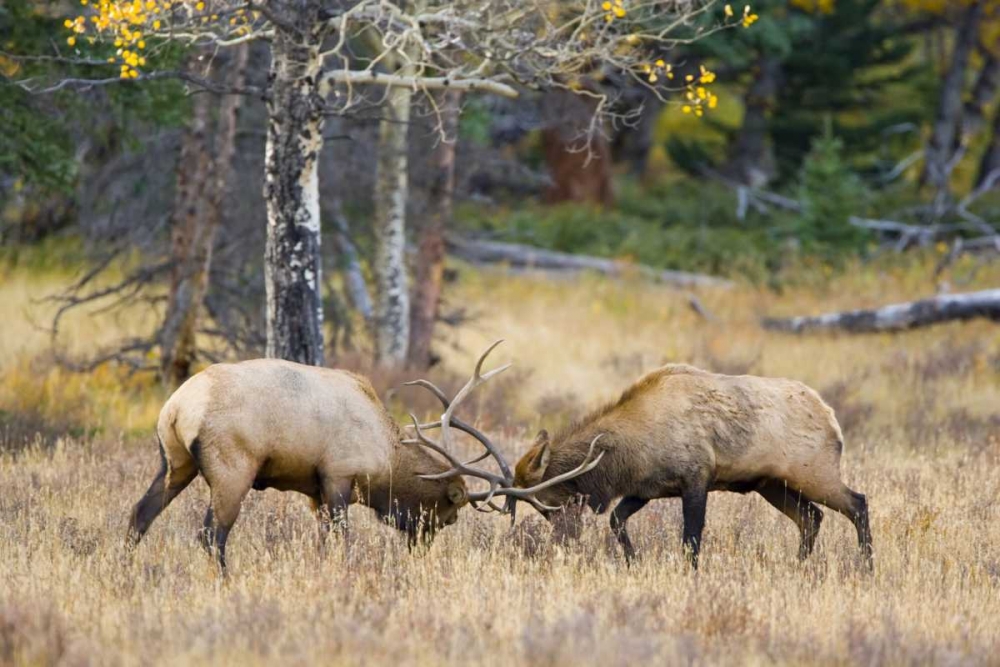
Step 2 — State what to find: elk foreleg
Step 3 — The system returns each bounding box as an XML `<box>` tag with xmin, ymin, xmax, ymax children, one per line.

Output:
<box><xmin>609</xmin><ymin>496</ymin><xmax>649</xmax><ymax>565</ymax></box>
<box><xmin>317</xmin><ymin>476</ymin><xmax>353</xmax><ymax>546</ymax></box>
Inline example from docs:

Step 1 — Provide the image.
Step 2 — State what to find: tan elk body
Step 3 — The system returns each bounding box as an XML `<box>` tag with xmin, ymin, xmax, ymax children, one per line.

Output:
<box><xmin>126</xmin><ymin>359</ymin><xmax>470</xmax><ymax>569</ymax></box>
<box><xmin>513</xmin><ymin>364</ymin><xmax>873</xmax><ymax>568</ymax></box>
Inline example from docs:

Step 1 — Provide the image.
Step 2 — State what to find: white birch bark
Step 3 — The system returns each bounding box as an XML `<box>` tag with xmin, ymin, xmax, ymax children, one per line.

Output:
<box><xmin>763</xmin><ymin>289</ymin><xmax>1000</xmax><ymax>333</ymax></box>
<box><xmin>263</xmin><ymin>26</ymin><xmax>327</xmax><ymax>366</ymax></box>
<box><xmin>372</xmin><ymin>73</ymin><xmax>412</xmax><ymax>366</ymax></box>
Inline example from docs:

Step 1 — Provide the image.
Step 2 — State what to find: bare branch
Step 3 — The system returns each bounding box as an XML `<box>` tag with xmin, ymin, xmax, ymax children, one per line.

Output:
<box><xmin>16</xmin><ymin>69</ymin><xmax>262</xmax><ymax>96</ymax></box>
<box><xmin>322</xmin><ymin>69</ymin><xmax>519</xmax><ymax>98</ymax></box>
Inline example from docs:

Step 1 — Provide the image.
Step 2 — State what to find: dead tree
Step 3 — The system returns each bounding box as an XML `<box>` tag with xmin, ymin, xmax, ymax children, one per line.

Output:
<box><xmin>921</xmin><ymin>1</ymin><xmax>984</xmax><ymax>202</ymax></box>
<box><xmin>408</xmin><ymin>90</ymin><xmax>461</xmax><ymax>369</ymax></box>
<box><xmin>763</xmin><ymin>289</ymin><xmax>1000</xmax><ymax>333</ymax></box>
<box><xmin>446</xmin><ymin>236</ymin><xmax>732</xmax><ymax>289</ymax></box>
<box><xmin>978</xmin><ymin>107</ymin><xmax>1000</xmax><ymax>190</ymax></box>
<box><xmin>725</xmin><ymin>55</ymin><xmax>782</xmax><ymax>188</ymax></box>
<box><xmin>540</xmin><ymin>88</ymin><xmax>615</xmax><ymax>206</ymax></box>
<box><xmin>159</xmin><ymin>45</ymin><xmax>249</xmax><ymax>386</ymax></box>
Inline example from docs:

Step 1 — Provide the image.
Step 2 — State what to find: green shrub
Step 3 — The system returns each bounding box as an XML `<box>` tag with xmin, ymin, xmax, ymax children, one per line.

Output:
<box><xmin>787</xmin><ymin>125</ymin><xmax>871</xmax><ymax>258</ymax></box>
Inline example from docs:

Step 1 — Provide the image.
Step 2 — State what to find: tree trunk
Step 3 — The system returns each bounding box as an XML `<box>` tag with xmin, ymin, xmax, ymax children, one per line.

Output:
<box><xmin>726</xmin><ymin>55</ymin><xmax>782</xmax><ymax>188</ymax></box>
<box><xmin>921</xmin><ymin>0</ymin><xmax>983</xmax><ymax>196</ymax></box>
<box><xmin>264</xmin><ymin>24</ymin><xmax>326</xmax><ymax>366</ymax></box>
<box><xmin>611</xmin><ymin>85</ymin><xmax>662</xmax><ymax>179</ymax></box>
<box><xmin>977</xmin><ymin>104</ymin><xmax>1000</xmax><ymax>189</ymax></box>
<box><xmin>962</xmin><ymin>51</ymin><xmax>999</xmax><ymax>140</ymax></box>
<box><xmin>762</xmin><ymin>289</ymin><xmax>1000</xmax><ymax>333</ymax></box>
<box><xmin>159</xmin><ymin>46</ymin><xmax>249</xmax><ymax>386</ymax></box>
<box><xmin>372</xmin><ymin>76</ymin><xmax>412</xmax><ymax>366</ymax></box>
<box><xmin>540</xmin><ymin>88</ymin><xmax>614</xmax><ymax>206</ymax></box>
<box><xmin>408</xmin><ymin>90</ymin><xmax>461</xmax><ymax>369</ymax></box>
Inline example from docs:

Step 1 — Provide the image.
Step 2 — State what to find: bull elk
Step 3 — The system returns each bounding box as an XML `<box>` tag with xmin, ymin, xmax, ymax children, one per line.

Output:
<box><xmin>513</xmin><ymin>364</ymin><xmax>874</xmax><ymax>569</ymax></box>
<box><xmin>405</xmin><ymin>348</ymin><xmax>873</xmax><ymax>570</ymax></box>
<box><xmin>126</xmin><ymin>346</ymin><xmax>595</xmax><ymax>570</ymax></box>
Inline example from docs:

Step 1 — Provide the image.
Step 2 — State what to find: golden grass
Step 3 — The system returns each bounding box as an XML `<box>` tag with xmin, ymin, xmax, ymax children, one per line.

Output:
<box><xmin>2</xmin><ymin>255</ymin><xmax>999</xmax><ymax>665</ymax></box>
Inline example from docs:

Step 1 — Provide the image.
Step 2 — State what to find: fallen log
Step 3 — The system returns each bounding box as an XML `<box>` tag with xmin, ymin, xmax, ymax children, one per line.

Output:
<box><xmin>445</xmin><ymin>235</ymin><xmax>733</xmax><ymax>289</ymax></box>
<box><xmin>762</xmin><ymin>288</ymin><xmax>1000</xmax><ymax>333</ymax></box>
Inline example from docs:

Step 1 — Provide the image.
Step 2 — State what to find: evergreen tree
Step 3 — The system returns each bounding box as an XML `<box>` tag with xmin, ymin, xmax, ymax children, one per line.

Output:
<box><xmin>676</xmin><ymin>0</ymin><xmax>917</xmax><ymax>185</ymax></box>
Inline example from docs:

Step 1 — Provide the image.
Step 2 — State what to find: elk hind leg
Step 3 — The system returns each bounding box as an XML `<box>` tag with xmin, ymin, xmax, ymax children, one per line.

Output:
<box><xmin>756</xmin><ymin>480</ymin><xmax>823</xmax><ymax>560</ymax></box>
<box><xmin>126</xmin><ymin>450</ymin><xmax>197</xmax><ymax>547</ymax></box>
<box><xmin>200</xmin><ymin>456</ymin><xmax>256</xmax><ymax>572</ymax></box>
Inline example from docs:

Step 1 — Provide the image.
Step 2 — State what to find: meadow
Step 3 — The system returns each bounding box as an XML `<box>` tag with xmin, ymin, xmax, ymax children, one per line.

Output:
<box><xmin>2</xmin><ymin>255</ymin><xmax>999</xmax><ymax>666</ymax></box>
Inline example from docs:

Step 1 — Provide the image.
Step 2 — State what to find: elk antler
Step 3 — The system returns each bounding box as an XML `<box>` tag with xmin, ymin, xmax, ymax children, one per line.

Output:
<box><xmin>402</xmin><ymin>340</ymin><xmax>605</xmax><ymax>523</ymax></box>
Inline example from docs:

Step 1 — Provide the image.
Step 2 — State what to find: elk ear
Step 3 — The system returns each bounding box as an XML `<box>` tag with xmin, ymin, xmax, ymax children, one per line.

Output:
<box><xmin>447</xmin><ymin>480</ymin><xmax>468</xmax><ymax>506</ymax></box>
<box><xmin>531</xmin><ymin>430</ymin><xmax>551</xmax><ymax>473</ymax></box>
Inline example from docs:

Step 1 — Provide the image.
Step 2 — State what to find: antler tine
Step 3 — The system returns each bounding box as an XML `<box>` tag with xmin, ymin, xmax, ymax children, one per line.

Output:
<box><xmin>510</xmin><ymin>434</ymin><xmax>607</xmax><ymax>498</ymax></box>
<box><xmin>471</xmin><ymin>498</ymin><xmax>507</xmax><ymax>513</ymax></box>
<box><xmin>472</xmin><ymin>338</ymin><xmax>508</xmax><ymax>380</ymax></box>
<box><xmin>441</xmin><ymin>341</ymin><xmax>511</xmax><ymax>439</ymax></box>
<box><xmin>403</xmin><ymin>414</ymin><xmax>505</xmax><ymax>485</ymax></box>
<box><xmin>465</xmin><ymin>433</ymin><xmax>607</xmax><ymax>516</ymax></box>
<box><xmin>468</xmin><ymin>487</ymin><xmax>560</xmax><ymax>513</ymax></box>
<box><xmin>401</xmin><ymin>379</ymin><xmax>449</xmax><ymax>405</ymax></box>
<box><xmin>463</xmin><ymin>450</ymin><xmax>493</xmax><ymax>465</ymax></box>
<box><xmin>404</xmin><ymin>340</ymin><xmax>516</xmax><ymax>485</ymax></box>
<box><xmin>402</xmin><ymin>414</ymin><xmax>464</xmax><ymax>468</ymax></box>
<box><xmin>473</xmin><ymin>479</ymin><xmax>501</xmax><ymax>509</ymax></box>
<box><xmin>413</xmin><ymin>419</ymin><xmax>499</xmax><ymax>466</ymax></box>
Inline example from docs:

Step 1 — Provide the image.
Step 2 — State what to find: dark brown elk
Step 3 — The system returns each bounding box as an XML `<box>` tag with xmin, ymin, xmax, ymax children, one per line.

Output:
<box><xmin>510</xmin><ymin>364</ymin><xmax>874</xmax><ymax>569</ymax></box>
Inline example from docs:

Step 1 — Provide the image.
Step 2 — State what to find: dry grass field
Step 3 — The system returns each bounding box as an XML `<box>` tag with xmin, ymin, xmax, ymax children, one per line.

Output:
<box><xmin>2</xmin><ymin>255</ymin><xmax>1000</xmax><ymax>666</ymax></box>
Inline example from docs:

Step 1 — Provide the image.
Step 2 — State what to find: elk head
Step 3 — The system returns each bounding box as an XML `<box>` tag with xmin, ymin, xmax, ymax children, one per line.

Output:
<box><xmin>403</xmin><ymin>340</ymin><xmax>604</xmax><ymax>525</ymax></box>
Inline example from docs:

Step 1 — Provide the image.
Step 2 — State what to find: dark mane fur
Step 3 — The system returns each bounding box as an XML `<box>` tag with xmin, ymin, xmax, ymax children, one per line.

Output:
<box><xmin>553</xmin><ymin>364</ymin><xmax>705</xmax><ymax>444</ymax></box>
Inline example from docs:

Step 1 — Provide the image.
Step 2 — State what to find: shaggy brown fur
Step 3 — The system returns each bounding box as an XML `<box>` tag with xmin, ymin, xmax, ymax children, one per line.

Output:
<box><xmin>126</xmin><ymin>359</ymin><xmax>468</xmax><ymax>570</ymax></box>
<box><xmin>515</xmin><ymin>364</ymin><xmax>873</xmax><ymax>569</ymax></box>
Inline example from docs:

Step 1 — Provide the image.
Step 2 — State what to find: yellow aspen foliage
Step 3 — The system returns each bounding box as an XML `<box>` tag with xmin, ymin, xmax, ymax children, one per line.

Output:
<box><xmin>62</xmin><ymin>0</ymin><xmax>255</xmax><ymax>78</ymax></box>
<box><xmin>61</xmin><ymin>0</ymin><xmax>752</xmax><ymax>115</ymax></box>
<box><xmin>790</xmin><ymin>0</ymin><xmax>835</xmax><ymax>13</ymax></box>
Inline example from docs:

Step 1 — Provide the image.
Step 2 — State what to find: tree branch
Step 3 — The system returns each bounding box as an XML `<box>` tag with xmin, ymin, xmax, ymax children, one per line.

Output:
<box><xmin>322</xmin><ymin>69</ymin><xmax>519</xmax><ymax>98</ymax></box>
<box><xmin>16</xmin><ymin>69</ymin><xmax>262</xmax><ymax>96</ymax></box>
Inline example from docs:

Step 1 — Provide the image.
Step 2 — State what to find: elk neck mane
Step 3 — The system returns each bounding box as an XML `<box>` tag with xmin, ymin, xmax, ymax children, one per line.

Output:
<box><xmin>551</xmin><ymin>363</ymin><xmax>708</xmax><ymax>446</ymax></box>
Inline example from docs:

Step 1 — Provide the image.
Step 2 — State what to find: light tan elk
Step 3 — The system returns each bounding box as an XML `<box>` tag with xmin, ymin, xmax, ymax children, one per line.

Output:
<box><xmin>404</xmin><ymin>349</ymin><xmax>873</xmax><ymax>570</ymax></box>
<box><xmin>127</xmin><ymin>347</ymin><xmax>596</xmax><ymax>570</ymax></box>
